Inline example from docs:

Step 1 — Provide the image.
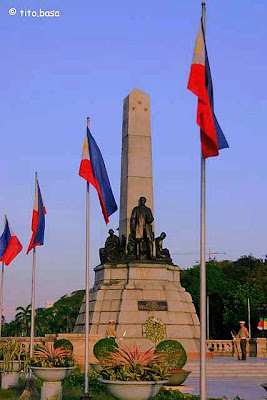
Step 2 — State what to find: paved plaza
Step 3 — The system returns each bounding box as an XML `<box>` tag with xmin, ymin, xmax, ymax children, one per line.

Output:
<box><xmin>175</xmin><ymin>357</ymin><xmax>267</xmax><ymax>400</ymax></box>
<box><xmin>180</xmin><ymin>377</ymin><xmax>266</xmax><ymax>400</ymax></box>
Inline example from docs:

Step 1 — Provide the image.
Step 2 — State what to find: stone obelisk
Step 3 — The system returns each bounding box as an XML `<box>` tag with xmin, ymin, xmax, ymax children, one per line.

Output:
<box><xmin>74</xmin><ymin>89</ymin><xmax>200</xmax><ymax>360</ymax></box>
<box><xmin>119</xmin><ymin>88</ymin><xmax>154</xmax><ymax>244</ymax></box>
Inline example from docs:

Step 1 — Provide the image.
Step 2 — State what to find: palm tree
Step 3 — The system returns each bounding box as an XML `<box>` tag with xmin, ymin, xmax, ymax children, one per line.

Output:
<box><xmin>35</xmin><ymin>307</ymin><xmax>56</xmax><ymax>336</ymax></box>
<box><xmin>56</xmin><ymin>305</ymin><xmax>76</xmax><ymax>333</ymax></box>
<box><xmin>15</xmin><ymin>304</ymin><xmax>31</xmax><ymax>336</ymax></box>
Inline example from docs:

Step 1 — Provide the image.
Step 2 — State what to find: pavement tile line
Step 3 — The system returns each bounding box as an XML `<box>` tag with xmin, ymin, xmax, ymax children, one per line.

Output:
<box><xmin>181</xmin><ymin>358</ymin><xmax>267</xmax><ymax>400</ymax></box>
<box><xmin>185</xmin><ymin>357</ymin><xmax>267</xmax><ymax>377</ymax></box>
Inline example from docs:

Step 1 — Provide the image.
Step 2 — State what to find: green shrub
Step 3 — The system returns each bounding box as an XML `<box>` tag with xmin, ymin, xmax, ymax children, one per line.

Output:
<box><xmin>54</xmin><ymin>338</ymin><xmax>73</xmax><ymax>351</ymax></box>
<box><xmin>88</xmin><ymin>370</ymin><xmax>108</xmax><ymax>394</ymax></box>
<box><xmin>155</xmin><ymin>340</ymin><xmax>187</xmax><ymax>370</ymax></box>
<box><xmin>63</xmin><ymin>368</ymin><xmax>85</xmax><ymax>389</ymax></box>
<box><xmin>93</xmin><ymin>338</ymin><xmax>118</xmax><ymax>362</ymax></box>
<box><xmin>64</xmin><ymin>368</ymin><xmax>109</xmax><ymax>395</ymax></box>
<box><xmin>0</xmin><ymin>388</ymin><xmax>18</xmax><ymax>399</ymax></box>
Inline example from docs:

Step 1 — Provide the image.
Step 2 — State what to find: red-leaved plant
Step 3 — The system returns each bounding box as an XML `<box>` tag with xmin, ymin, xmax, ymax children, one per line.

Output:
<box><xmin>100</xmin><ymin>342</ymin><xmax>168</xmax><ymax>381</ymax></box>
<box><xmin>107</xmin><ymin>342</ymin><xmax>163</xmax><ymax>367</ymax></box>
<box><xmin>33</xmin><ymin>344</ymin><xmax>71</xmax><ymax>360</ymax></box>
<box><xmin>30</xmin><ymin>344</ymin><xmax>75</xmax><ymax>368</ymax></box>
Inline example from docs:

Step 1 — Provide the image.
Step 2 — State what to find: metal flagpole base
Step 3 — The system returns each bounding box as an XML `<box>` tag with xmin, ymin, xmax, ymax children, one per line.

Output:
<box><xmin>80</xmin><ymin>394</ymin><xmax>94</xmax><ymax>399</ymax></box>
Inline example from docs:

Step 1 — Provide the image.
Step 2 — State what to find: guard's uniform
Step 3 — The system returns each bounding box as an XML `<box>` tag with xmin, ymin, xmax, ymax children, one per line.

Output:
<box><xmin>105</xmin><ymin>325</ymin><xmax>117</xmax><ymax>339</ymax></box>
<box><xmin>237</xmin><ymin>326</ymin><xmax>249</xmax><ymax>360</ymax></box>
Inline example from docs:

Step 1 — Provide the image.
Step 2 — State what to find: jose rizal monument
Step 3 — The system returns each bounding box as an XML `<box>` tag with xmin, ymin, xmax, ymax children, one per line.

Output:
<box><xmin>74</xmin><ymin>88</ymin><xmax>200</xmax><ymax>357</ymax></box>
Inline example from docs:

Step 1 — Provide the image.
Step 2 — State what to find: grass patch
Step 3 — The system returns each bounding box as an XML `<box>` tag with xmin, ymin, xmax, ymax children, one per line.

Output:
<box><xmin>0</xmin><ymin>388</ymin><xmax>18</xmax><ymax>400</ymax></box>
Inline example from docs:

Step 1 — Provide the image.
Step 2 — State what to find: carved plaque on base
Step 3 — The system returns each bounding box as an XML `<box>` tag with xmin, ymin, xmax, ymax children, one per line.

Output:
<box><xmin>138</xmin><ymin>300</ymin><xmax>168</xmax><ymax>311</ymax></box>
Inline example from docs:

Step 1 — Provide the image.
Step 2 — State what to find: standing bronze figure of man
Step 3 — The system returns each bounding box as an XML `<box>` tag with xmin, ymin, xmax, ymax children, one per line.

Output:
<box><xmin>130</xmin><ymin>196</ymin><xmax>154</xmax><ymax>259</ymax></box>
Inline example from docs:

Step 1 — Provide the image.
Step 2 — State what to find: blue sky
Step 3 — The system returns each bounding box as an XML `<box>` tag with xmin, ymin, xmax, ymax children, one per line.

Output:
<box><xmin>0</xmin><ymin>0</ymin><xmax>267</xmax><ymax>319</ymax></box>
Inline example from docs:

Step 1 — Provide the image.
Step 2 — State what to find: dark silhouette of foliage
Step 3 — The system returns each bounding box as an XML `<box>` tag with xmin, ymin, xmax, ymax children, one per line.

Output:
<box><xmin>3</xmin><ymin>290</ymin><xmax>85</xmax><ymax>337</ymax></box>
<box><xmin>180</xmin><ymin>255</ymin><xmax>267</xmax><ymax>339</ymax></box>
<box><xmin>14</xmin><ymin>304</ymin><xmax>31</xmax><ymax>336</ymax></box>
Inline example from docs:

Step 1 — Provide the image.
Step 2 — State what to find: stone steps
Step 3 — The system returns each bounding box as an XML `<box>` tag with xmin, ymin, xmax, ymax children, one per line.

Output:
<box><xmin>185</xmin><ymin>361</ymin><xmax>267</xmax><ymax>378</ymax></box>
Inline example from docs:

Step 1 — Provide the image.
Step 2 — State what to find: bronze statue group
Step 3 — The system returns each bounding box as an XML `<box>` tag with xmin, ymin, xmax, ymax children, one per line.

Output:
<box><xmin>99</xmin><ymin>196</ymin><xmax>172</xmax><ymax>265</ymax></box>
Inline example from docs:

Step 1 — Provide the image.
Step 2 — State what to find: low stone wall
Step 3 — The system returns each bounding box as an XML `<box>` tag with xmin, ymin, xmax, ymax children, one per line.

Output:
<box><xmin>207</xmin><ymin>339</ymin><xmax>234</xmax><ymax>357</ymax></box>
<box><xmin>207</xmin><ymin>338</ymin><xmax>266</xmax><ymax>358</ymax></box>
<box><xmin>0</xmin><ymin>334</ymin><xmax>102</xmax><ymax>370</ymax></box>
<box><xmin>255</xmin><ymin>337</ymin><xmax>267</xmax><ymax>357</ymax></box>
<box><xmin>0</xmin><ymin>336</ymin><xmax>265</xmax><ymax>369</ymax></box>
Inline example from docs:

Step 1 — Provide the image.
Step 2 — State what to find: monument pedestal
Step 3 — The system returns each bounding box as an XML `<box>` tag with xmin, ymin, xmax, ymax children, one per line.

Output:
<box><xmin>74</xmin><ymin>262</ymin><xmax>200</xmax><ymax>355</ymax></box>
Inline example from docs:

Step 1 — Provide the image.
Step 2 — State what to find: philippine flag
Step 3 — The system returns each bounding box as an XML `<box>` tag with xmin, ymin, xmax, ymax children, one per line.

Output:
<box><xmin>0</xmin><ymin>216</ymin><xmax>22</xmax><ymax>266</ymax></box>
<box><xmin>188</xmin><ymin>19</ymin><xmax>229</xmax><ymax>159</ymax></box>
<box><xmin>79</xmin><ymin>127</ymin><xmax>118</xmax><ymax>223</ymax></box>
<box><xmin>27</xmin><ymin>176</ymin><xmax>47</xmax><ymax>254</ymax></box>
<box><xmin>257</xmin><ymin>318</ymin><xmax>267</xmax><ymax>331</ymax></box>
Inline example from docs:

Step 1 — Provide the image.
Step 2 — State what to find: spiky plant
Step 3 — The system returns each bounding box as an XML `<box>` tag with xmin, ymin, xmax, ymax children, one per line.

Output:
<box><xmin>100</xmin><ymin>343</ymin><xmax>168</xmax><ymax>382</ymax></box>
<box><xmin>107</xmin><ymin>342</ymin><xmax>162</xmax><ymax>367</ymax></box>
<box><xmin>33</xmin><ymin>344</ymin><xmax>71</xmax><ymax>359</ymax></box>
<box><xmin>30</xmin><ymin>344</ymin><xmax>75</xmax><ymax>368</ymax></box>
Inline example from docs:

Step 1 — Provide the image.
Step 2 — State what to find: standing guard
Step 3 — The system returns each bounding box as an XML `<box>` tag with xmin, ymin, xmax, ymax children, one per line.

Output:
<box><xmin>236</xmin><ymin>321</ymin><xmax>249</xmax><ymax>360</ymax></box>
<box><xmin>105</xmin><ymin>320</ymin><xmax>117</xmax><ymax>339</ymax></box>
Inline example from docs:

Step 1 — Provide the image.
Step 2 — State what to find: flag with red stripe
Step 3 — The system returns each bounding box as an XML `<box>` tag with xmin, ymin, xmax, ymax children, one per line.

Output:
<box><xmin>0</xmin><ymin>216</ymin><xmax>22</xmax><ymax>266</ymax></box>
<box><xmin>188</xmin><ymin>19</ymin><xmax>229</xmax><ymax>158</ymax></box>
<box><xmin>257</xmin><ymin>318</ymin><xmax>267</xmax><ymax>331</ymax></box>
<box><xmin>27</xmin><ymin>176</ymin><xmax>47</xmax><ymax>254</ymax></box>
<box><xmin>79</xmin><ymin>127</ymin><xmax>117</xmax><ymax>223</ymax></box>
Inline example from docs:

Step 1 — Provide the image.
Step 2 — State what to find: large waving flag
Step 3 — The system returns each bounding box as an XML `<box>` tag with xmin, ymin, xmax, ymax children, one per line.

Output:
<box><xmin>188</xmin><ymin>19</ymin><xmax>229</xmax><ymax>159</ymax></box>
<box><xmin>79</xmin><ymin>127</ymin><xmax>118</xmax><ymax>223</ymax></box>
<box><xmin>27</xmin><ymin>176</ymin><xmax>46</xmax><ymax>254</ymax></box>
<box><xmin>0</xmin><ymin>216</ymin><xmax>22</xmax><ymax>266</ymax></box>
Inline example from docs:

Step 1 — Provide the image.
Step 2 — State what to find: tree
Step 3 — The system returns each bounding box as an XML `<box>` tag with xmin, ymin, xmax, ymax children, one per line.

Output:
<box><xmin>8</xmin><ymin>290</ymin><xmax>85</xmax><ymax>337</ymax></box>
<box><xmin>180</xmin><ymin>256</ymin><xmax>267</xmax><ymax>339</ymax></box>
<box><xmin>223</xmin><ymin>282</ymin><xmax>265</xmax><ymax>332</ymax></box>
<box><xmin>15</xmin><ymin>304</ymin><xmax>31</xmax><ymax>336</ymax></box>
<box><xmin>55</xmin><ymin>304</ymin><xmax>75</xmax><ymax>333</ymax></box>
<box><xmin>52</xmin><ymin>290</ymin><xmax>85</xmax><ymax>333</ymax></box>
<box><xmin>2</xmin><ymin>319</ymin><xmax>21</xmax><ymax>337</ymax></box>
<box><xmin>223</xmin><ymin>255</ymin><xmax>267</xmax><ymax>292</ymax></box>
<box><xmin>35</xmin><ymin>307</ymin><xmax>55</xmax><ymax>336</ymax></box>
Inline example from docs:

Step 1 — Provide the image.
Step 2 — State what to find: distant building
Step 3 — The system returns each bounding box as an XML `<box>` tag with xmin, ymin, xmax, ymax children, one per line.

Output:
<box><xmin>46</xmin><ymin>301</ymin><xmax>54</xmax><ymax>309</ymax></box>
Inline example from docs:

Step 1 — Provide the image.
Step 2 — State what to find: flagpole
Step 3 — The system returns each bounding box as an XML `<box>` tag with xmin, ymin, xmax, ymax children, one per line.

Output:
<box><xmin>0</xmin><ymin>263</ymin><xmax>5</xmax><ymax>337</ymax></box>
<box><xmin>30</xmin><ymin>172</ymin><xmax>38</xmax><ymax>363</ymax></box>
<box><xmin>84</xmin><ymin>117</ymin><xmax>91</xmax><ymax>398</ymax></box>
<box><xmin>206</xmin><ymin>295</ymin><xmax>209</xmax><ymax>341</ymax></box>
<box><xmin>248</xmin><ymin>298</ymin><xmax>251</xmax><ymax>339</ymax></box>
<box><xmin>30</xmin><ymin>249</ymin><xmax>36</xmax><ymax>354</ymax></box>
<box><xmin>200</xmin><ymin>3</ymin><xmax>207</xmax><ymax>400</ymax></box>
